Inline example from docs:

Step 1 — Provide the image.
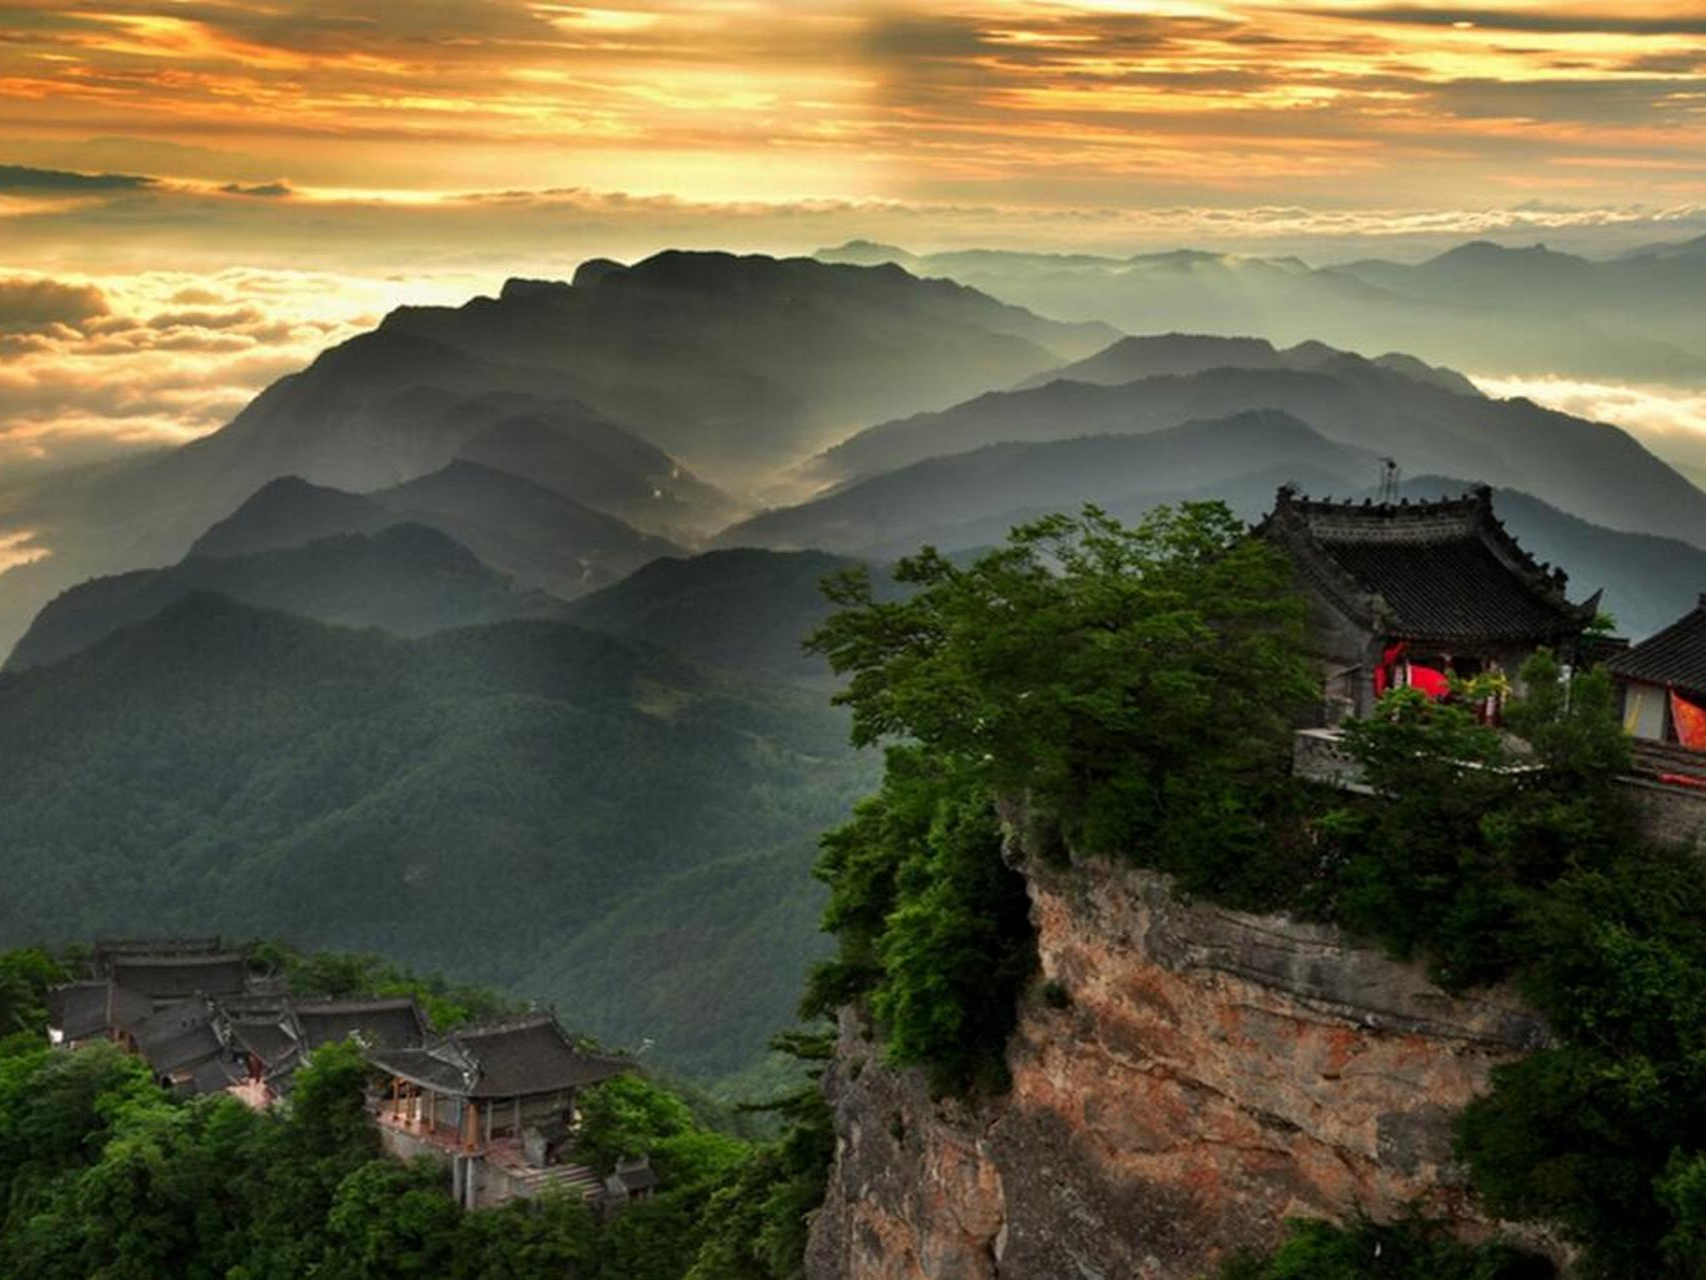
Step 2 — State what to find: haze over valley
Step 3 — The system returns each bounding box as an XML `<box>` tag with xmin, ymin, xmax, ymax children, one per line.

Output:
<box><xmin>7</xmin><ymin>6</ymin><xmax>1706</xmax><ymax>1272</ymax></box>
<box><xmin>2</xmin><ymin>233</ymin><xmax>1705</xmax><ymax>1097</ymax></box>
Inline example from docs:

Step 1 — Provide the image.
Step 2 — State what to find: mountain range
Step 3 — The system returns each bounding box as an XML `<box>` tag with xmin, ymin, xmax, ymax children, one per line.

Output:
<box><xmin>6</xmin><ymin>521</ymin><xmax>569</xmax><ymax>672</ymax></box>
<box><xmin>0</xmin><ymin>592</ymin><xmax>873</xmax><ymax>1080</ymax></box>
<box><xmin>5</xmin><ymin>249</ymin><xmax>1706</xmax><ymax>1088</ymax></box>
<box><xmin>816</xmin><ymin>236</ymin><xmax>1706</xmax><ymax>386</ymax></box>
<box><xmin>0</xmin><ymin>251</ymin><xmax>1108</xmax><ymax>659</ymax></box>
<box><xmin>803</xmin><ymin>336</ymin><xmax>1706</xmax><ymax>547</ymax></box>
<box><xmin>727</xmin><ymin>409</ymin><xmax>1369</xmax><ymax>555</ymax></box>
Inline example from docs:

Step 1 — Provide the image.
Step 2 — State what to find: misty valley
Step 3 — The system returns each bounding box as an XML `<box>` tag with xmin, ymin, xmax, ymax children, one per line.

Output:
<box><xmin>5</xmin><ymin>235</ymin><xmax>1706</xmax><ymax>1279</ymax></box>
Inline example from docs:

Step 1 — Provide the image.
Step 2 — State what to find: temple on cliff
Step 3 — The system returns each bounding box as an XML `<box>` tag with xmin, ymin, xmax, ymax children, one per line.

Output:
<box><xmin>1260</xmin><ymin>484</ymin><xmax>1601</xmax><ymax>727</ymax></box>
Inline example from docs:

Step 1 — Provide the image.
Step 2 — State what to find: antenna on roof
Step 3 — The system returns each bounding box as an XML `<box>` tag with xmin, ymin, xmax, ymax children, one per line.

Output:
<box><xmin>1377</xmin><ymin>457</ymin><xmax>1400</xmax><ymax>503</ymax></box>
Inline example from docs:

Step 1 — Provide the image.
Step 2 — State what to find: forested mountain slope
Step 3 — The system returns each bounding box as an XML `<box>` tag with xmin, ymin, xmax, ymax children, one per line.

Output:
<box><xmin>0</xmin><ymin>594</ymin><xmax>871</xmax><ymax>1079</ymax></box>
<box><xmin>6</xmin><ymin>523</ymin><xmax>571</xmax><ymax>671</ymax></box>
<box><xmin>564</xmin><ymin>547</ymin><xmax>863</xmax><ymax>683</ymax></box>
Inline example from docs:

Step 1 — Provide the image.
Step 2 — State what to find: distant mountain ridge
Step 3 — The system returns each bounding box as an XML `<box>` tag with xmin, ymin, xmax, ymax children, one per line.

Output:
<box><xmin>378</xmin><ymin>252</ymin><xmax>1115</xmax><ymax>475</ymax></box>
<box><xmin>196</xmin><ymin>463</ymin><xmax>679</xmax><ymax>595</ymax></box>
<box><xmin>1014</xmin><ymin>333</ymin><xmax>1481</xmax><ymax>397</ymax></box>
<box><xmin>816</xmin><ymin>237</ymin><xmax>1706</xmax><ymax>385</ymax></box>
<box><xmin>807</xmin><ymin>346</ymin><xmax>1706</xmax><ymax>547</ymax></box>
<box><xmin>0</xmin><ymin>251</ymin><xmax>1100</xmax><ymax>659</ymax></box>
<box><xmin>727</xmin><ymin>409</ymin><xmax>1370</xmax><ymax>554</ymax></box>
<box><xmin>8</xmin><ymin>522</ymin><xmax>571</xmax><ymax>672</ymax></box>
<box><xmin>372</xmin><ymin>460</ymin><xmax>680</xmax><ymax>598</ymax></box>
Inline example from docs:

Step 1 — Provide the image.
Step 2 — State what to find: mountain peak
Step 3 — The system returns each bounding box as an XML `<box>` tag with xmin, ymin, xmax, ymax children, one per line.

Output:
<box><xmin>570</xmin><ymin>258</ymin><xmax>627</xmax><ymax>288</ymax></box>
<box><xmin>189</xmin><ymin>475</ymin><xmax>387</xmax><ymax>560</ymax></box>
<box><xmin>1426</xmin><ymin>240</ymin><xmax>1581</xmax><ymax>267</ymax></box>
<box><xmin>499</xmin><ymin>276</ymin><xmax>576</xmax><ymax>302</ymax></box>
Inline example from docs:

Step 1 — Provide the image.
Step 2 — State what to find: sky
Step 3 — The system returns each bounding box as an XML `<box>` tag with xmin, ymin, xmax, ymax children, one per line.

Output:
<box><xmin>3</xmin><ymin>0</ymin><xmax>1706</xmax><ymax>468</ymax></box>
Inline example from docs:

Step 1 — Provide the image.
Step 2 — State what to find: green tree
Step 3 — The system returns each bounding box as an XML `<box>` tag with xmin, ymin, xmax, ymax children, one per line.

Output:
<box><xmin>804</xmin><ymin>504</ymin><xmax>1315</xmax><ymax>1093</ymax></box>
<box><xmin>289</xmin><ymin>1039</ymin><xmax>380</xmax><ymax>1161</ymax></box>
<box><xmin>574</xmin><ymin>1075</ymin><xmax>698</xmax><ymax>1173</ymax></box>
<box><xmin>0</xmin><ymin>948</ymin><xmax>69</xmax><ymax>1045</ymax></box>
<box><xmin>320</xmin><ymin>1159</ymin><xmax>461</xmax><ymax>1280</ymax></box>
<box><xmin>684</xmin><ymin>1032</ymin><xmax>836</xmax><ymax>1280</ymax></box>
<box><xmin>1217</xmin><ymin>1216</ymin><xmax>1552</xmax><ymax>1279</ymax></box>
<box><xmin>1319</xmin><ymin>655</ymin><xmax>1641</xmax><ymax>989</ymax></box>
<box><xmin>808</xmin><ymin>503</ymin><xmax>1315</xmax><ymax>857</ymax></box>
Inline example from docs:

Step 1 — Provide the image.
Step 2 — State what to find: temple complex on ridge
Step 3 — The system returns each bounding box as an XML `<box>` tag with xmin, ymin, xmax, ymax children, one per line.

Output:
<box><xmin>43</xmin><ymin>939</ymin><xmax>649</xmax><ymax>1212</ymax></box>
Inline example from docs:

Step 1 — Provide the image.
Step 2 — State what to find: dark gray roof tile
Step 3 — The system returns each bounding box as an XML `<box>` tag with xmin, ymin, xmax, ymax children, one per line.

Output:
<box><xmin>1262</xmin><ymin>486</ymin><xmax>1597</xmax><ymax>644</ymax></box>
<box><xmin>370</xmin><ymin>1014</ymin><xmax>629</xmax><ymax>1099</ymax></box>
<box><xmin>48</xmin><ymin>980</ymin><xmax>153</xmax><ymax>1041</ymax></box>
<box><xmin>1608</xmin><ymin>598</ymin><xmax>1706</xmax><ymax>695</ymax></box>
<box><xmin>293</xmin><ymin>998</ymin><xmax>427</xmax><ymax>1052</ymax></box>
<box><xmin>110</xmin><ymin>953</ymin><xmax>248</xmax><ymax>1001</ymax></box>
<box><xmin>132</xmin><ymin>999</ymin><xmax>225</xmax><ymax>1076</ymax></box>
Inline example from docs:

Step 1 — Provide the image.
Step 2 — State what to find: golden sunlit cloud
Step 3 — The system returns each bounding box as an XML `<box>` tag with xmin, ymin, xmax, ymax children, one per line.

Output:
<box><xmin>0</xmin><ymin>529</ymin><xmax>49</xmax><ymax>573</ymax></box>
<box><xmin>0</xmin><ymin>0</ymin><xmax>1700</xmax><ymax>212</ymax></box>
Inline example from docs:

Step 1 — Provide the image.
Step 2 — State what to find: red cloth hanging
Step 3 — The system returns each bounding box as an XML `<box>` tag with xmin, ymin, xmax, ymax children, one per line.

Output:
<box><xmin>1374</xmin><ymin>642</ymin><xmax>1407</xmax><ymax>697</ymax></box>
<box><xmin>1408</xmin><ymin>664</ymin><xmax>1451</xmax><ymax>699</ymax></box>
<box><xmin>1671</xmin><ymin>688</ymin><xmax>1706</xmax><ymax>751</ymax></box>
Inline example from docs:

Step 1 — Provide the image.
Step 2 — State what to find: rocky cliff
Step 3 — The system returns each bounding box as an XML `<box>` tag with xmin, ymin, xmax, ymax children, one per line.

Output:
<box><xmin>806</xmin><ymin>854</ymin><xmax>1552</xmax><ymax>1280</ymax></box>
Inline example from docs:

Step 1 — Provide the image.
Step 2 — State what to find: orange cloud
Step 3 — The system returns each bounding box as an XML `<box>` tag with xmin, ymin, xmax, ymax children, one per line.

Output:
<box><xmin>0</xmin><ymin>0</ymin><xmax>1699</xmax><ymax>212</ymax></box>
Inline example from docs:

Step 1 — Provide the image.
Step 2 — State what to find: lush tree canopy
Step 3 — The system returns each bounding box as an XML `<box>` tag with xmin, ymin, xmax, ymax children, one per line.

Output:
<box><xmin>1215</xmin><ymin>1217</ymin><xmax>1552</xmax><ymax>1280</ymax></box>
<box><xmin>805</xmin><ymin>504</ymin><xmax>1318</xmax><ymax>1093</ymax></box>
<box><xmin>0</xmin><ymin>956</ymin><xmax>830</xmax><ymax>1280</ymax></box>
<box><xmin>809</xmin><ymin>502</ymin><xmax>1315</xmax><ymax>857</ymax></box>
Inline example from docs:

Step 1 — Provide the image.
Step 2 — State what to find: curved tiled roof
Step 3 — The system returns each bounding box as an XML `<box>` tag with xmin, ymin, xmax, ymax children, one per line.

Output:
<box><xmin>369</xmin><ymin>1012</ymin><xmax>629</xmax><ymax>1099</ymax></box>
<box><xmin>132</xmin><ymin>999</ymin><xmax>224</xmax><ymax>1076</ymax></box>
<box><xmin>110</xmin><ymin>953</ymin><xmax>249</xmax><ymax>1001</ymax></box>
<box><xmin>228</xmin><ymin>1017</ymin><xmax>298</xmax><ymax>1067</ymax></box>
<box><xmin>1607</xmin><ymin>597</ymin><xmax>1706</xmax><ymax>695</ymax></box>
<box><xmin>1260</xmin><ymin>485</ymin><xmax>1599</xmax><ymax>644</ymax></box>
<box><xmin>48</xmin><ymin>980</ymin><xmax>153</xmax><ymax>1041</ymax></box>
<box><xmin>294</xmin><ymin>998</ymin><xmax>426</xmax><ymax>1052</ymax></box>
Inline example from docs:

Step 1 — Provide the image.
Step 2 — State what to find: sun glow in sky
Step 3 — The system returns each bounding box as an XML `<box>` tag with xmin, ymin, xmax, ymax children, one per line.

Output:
<box><xmin>3</xmin><ymin>1</ymin><xmax>1703</xmax><ymax>216</ymax></box>
<box><xmin>2</xmin><ymin>1</ymin><xmax>1705</xmax><ymax>467</ymax></box>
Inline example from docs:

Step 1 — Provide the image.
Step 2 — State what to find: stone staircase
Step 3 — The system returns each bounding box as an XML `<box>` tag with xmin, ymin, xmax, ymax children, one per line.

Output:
<box><xmin>506</xmin><ymin>1160</ymin><xmax>605</xmax><ymax>1200</ymax></box>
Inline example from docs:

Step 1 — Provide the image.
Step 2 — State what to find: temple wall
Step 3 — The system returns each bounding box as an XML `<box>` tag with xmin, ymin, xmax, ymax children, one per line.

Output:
<box><xmin>1627</xmin><ymin>777</ymin><xmax>1706</xmax><ymax>850</ymax></box>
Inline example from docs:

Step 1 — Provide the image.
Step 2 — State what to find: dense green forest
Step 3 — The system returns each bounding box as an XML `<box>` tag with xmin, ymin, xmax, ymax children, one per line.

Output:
<box><xmin>0</xmin><ymin>946</ymin><xmax>830</xmax><ymax>1279</ymax></box>
<box><xmin>805</xmin><ymin>502</ymin><xmax>1706</xmax><ymax>1276</ymax></box>
<box><xmin>0</xmin><ymin>593</ymin><xmax>874</xmax><ymax>1085</ymax></box>
<box><xmin>5</xmin><ymin>522</ymin><xmax>572</xmax><ymax>673</ymax></box>
<box><xmin>14</xmin><ymin>501</ymin><xmax>1706</xmax><ymax>1276</ymax></box>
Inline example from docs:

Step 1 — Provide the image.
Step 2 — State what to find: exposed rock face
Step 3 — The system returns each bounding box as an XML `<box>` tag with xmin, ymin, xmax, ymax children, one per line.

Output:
<box><xmin>807</xmin><ymin>856</ymin><xmax>1551</xmax><ymax>1280</ymax></box>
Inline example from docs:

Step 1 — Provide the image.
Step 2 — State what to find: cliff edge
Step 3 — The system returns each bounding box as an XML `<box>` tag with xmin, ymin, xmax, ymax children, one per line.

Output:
<box><xmin>807</xmin><ymin>855</ymin><xmax>1552</xmax><ymax>1280</ymax></box>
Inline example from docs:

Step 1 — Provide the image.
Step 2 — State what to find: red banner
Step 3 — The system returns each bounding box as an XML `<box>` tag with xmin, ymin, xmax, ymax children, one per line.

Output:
<box><xmin>1670</xmin><ymin>688</ymin><xmax>1706</xmax><ymax>751</ymax></box>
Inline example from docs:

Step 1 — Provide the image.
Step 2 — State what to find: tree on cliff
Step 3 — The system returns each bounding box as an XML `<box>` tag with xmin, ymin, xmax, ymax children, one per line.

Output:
<box><xmin>804</xmin><ymin>503</ymin><xmax>1318</xmax><ymax>1093</ymax></box>
<box><xmin>808</xmin><ymin>502</ymin><xmax>1316</xmax><ymax>860</ymax></box>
